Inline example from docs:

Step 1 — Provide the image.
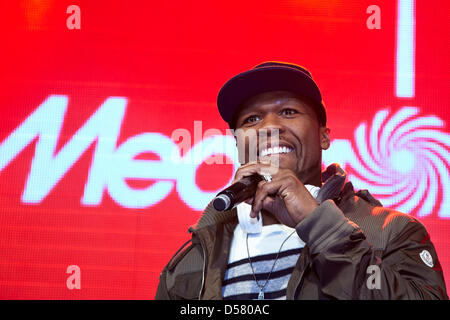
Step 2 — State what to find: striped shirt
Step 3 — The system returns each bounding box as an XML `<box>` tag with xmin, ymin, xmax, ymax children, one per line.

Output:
<box><xmin>222</xmin><ymin>223</ymin><xmax>305</xmax><ymax>300</ymax></box>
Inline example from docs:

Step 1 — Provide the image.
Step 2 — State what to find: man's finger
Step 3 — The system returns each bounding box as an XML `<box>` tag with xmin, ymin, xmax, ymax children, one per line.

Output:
<box><xmin>250</xmin><ymin>180</ymin><xmax>281</xmax><ymax>216</ymax></box>
<box><xmin>233</xmin><ymin>162</ymin><xmax>277</xmax><ymax>182</ymax></box>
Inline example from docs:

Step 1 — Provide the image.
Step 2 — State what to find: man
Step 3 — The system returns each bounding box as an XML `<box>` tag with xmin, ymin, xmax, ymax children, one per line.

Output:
<box><xmin>155</xmin><ymin>61</ymin><xmax>448</xmax><ymax>299</ymax></box>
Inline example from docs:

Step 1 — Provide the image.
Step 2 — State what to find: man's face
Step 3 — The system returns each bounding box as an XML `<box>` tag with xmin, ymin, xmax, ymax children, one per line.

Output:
<box><xmin>233</xmin><ymin>90</ymin><xmax>330</xmax><ymax>185</ymax></box>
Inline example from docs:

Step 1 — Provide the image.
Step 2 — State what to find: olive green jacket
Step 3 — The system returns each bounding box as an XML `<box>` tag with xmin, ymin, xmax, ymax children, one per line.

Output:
<box><xmin>156</xmin><ymin>164</ymin><xmax>448</xmax><ymax>300</ymax></box>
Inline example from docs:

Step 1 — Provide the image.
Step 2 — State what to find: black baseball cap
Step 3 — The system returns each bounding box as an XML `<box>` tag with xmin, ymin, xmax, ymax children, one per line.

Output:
<box><xmin>217</xmin><ymin>61</ymin><xmax>327</xmax><ymax>127</ymax></box>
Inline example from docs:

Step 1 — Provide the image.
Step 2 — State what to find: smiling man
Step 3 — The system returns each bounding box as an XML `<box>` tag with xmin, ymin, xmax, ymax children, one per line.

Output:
<box><xmin>230</xmin><ymin>90</ymin><xmax>329</xmax><ymax>229</ymax></box>
<box><xmin>155</xmin><ymin>62</ymin><xmax>447</xmax><ymax>300</ymax></box>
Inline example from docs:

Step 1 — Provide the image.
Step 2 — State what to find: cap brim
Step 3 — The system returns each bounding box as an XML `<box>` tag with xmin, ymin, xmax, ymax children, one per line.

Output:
<box><xmin>217</xmin><ymin>66</ymin><xmax>325</xmax><ymax>126</ymax></box>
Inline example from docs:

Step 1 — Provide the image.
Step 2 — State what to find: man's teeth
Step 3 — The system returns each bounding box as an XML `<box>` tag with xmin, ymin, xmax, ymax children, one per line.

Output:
<box><xmin>260</xmin><ymin>146</ymin><xmax>293</xmax><ymax>157</ymax></box>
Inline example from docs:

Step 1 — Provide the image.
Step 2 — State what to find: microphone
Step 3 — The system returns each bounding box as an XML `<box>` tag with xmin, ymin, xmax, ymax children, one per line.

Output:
<box><xmin>213</xmin><ymin>174</ymin><xmax>264</xmax><ymax>211</ymax></box>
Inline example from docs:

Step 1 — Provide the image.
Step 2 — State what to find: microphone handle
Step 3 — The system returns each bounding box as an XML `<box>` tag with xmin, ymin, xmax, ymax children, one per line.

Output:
<box><xmin>213</xmin><ymin>175</ymin><xmax>263</xmax><ymax>211</ymax></box>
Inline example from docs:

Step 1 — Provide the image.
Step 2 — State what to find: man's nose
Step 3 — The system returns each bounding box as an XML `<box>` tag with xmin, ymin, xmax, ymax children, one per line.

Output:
<box><xmin>258</xmin><ymin>113</ymin><xmax>285</xmax><ymax>136</ymax></box>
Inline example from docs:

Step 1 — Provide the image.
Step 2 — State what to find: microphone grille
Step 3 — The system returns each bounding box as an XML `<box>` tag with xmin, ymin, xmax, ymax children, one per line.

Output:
<box><xmin>213</xmin><ymin>194</ymin><xmax>231</xmax><ymax>211</ymax></box>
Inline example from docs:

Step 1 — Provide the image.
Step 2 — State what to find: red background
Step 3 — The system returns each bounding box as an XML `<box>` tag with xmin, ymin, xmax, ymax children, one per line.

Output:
<box><xmin>0</xmin><ymin>0</ymin><xmax>449</xmax><ymax>299</ymax></box>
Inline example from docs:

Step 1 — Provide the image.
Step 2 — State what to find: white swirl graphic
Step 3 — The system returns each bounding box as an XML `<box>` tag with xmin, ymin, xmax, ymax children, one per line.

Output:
<box><xmin>339</xmin><ymin>107</ymin><xmax>449</xmax><ymax>218</ymax></box>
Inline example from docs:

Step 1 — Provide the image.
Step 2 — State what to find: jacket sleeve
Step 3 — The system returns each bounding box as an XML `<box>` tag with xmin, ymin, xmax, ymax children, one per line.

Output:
<box><xmin>155</xmin><ymin>241</ymin><xmax>205</xmax><ymax>300</ymax></box>
<box><xmin>155</xmin><ymin>266</ymin><xmax>172</xmax><ymax>300</ymax></box>
<box><xmin>295</xmin><ymin>200</ymin><xmax>448</xmax><ymax>300</ymax></box>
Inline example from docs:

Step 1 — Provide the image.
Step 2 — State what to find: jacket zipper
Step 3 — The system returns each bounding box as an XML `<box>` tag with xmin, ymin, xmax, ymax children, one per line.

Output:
<box><xmin>289</xmin><ymin>249</ymin><xmax>311</xmax><ymax>299</ymax></box>
<box><xmin>292</xmin><ymin>265</ymin><xmax>309</xmax><ymax>299</ymax></box>
<box><xmin>199</xmin><ymin>244</ymin><xmax>206</xmax><ymax>299</ymax></box>
<box><xmin>195</xmin><ymin>233</ymin><xmax>207</xmax><ymax>300</ymax></box>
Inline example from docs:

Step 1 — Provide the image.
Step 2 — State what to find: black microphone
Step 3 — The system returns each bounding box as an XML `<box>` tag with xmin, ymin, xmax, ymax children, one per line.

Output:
<box><xmin>213</xmin><ymin>174</ymin><xmax>264</xmax><ymax>211</ymax></box>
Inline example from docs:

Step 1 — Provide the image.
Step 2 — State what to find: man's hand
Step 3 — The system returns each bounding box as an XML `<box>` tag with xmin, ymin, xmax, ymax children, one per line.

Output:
<box><xmin>233</xmin><ymin>162</ymin><xmax>319</xmax><ymax>227</ymax></box>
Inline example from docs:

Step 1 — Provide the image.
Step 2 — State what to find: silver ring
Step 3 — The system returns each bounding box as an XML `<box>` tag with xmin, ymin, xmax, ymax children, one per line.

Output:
<box><xmin>262</xmin><ymin>174</ymin><xmax>272</xmax><ymax>182</ymax></box>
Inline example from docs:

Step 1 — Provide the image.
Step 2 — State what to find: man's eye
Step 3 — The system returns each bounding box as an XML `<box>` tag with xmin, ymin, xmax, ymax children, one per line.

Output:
<box><xmin>280</xmin><ymin>108</ymin><xmax>297</xmax><ymax>116</ymax></box>
<box><xmin>243</xmin><ymin>115</ymin><xmax>260</xmax><ymax>124</ymax></box>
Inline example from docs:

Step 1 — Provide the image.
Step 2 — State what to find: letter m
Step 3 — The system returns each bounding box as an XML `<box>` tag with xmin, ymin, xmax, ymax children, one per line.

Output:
<box><xmin>0</xmin><ymin>95</ymin><xmax>127</xmax><ymax>203</ymax></box>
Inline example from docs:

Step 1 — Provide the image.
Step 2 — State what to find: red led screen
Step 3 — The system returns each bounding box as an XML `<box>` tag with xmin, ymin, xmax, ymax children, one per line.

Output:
<box><xmin>0</xmin><ymin>0</ymin><xmax>449</xmax><ymax>299</ymax></box>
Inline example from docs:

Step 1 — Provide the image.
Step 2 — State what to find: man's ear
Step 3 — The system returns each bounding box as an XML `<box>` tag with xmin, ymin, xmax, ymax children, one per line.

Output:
<box><xmin>320</xmin><ymin>127</ymin><xmax>331</xmax><ymax>150</ymax></box>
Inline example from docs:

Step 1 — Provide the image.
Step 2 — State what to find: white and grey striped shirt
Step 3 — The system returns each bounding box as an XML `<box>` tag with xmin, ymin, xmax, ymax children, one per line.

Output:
<box><xmin>222</xmin><ymin>223</ymin><xmax>305</xmax><ymax>300</ymax></box>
